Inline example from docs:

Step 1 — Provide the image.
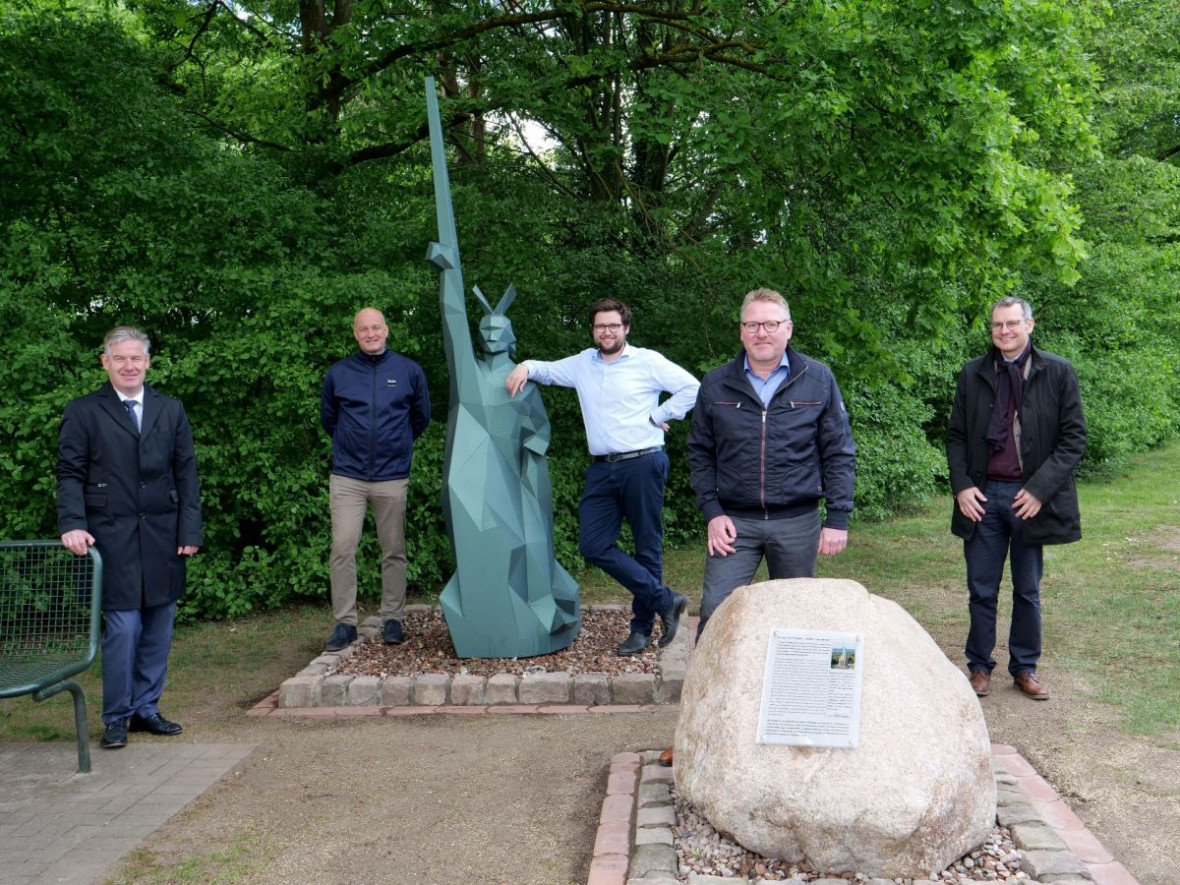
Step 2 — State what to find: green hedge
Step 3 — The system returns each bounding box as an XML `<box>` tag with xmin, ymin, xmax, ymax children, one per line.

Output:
<box><xmin>2</xmin><ymin>7</ymin><xmax>1178</xmax><ymax>620</ymax></box>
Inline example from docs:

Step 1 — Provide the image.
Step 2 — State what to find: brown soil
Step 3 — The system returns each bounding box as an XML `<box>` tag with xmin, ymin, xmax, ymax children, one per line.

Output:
<box><xmin>100</xmin><ymin>609</ymin><xmax>1180</xmax><ymax>885</ymax></box>
<box><xmin>336</xmin><ymin>608</ymin><xmax>661</xmax><ymax>678</ymax></box>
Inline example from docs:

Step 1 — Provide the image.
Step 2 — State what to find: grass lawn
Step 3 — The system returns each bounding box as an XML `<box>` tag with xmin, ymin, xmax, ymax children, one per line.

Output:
<box><xmin>3</xmin><ymin>441</ymin><xmax>1178</xmax><ymax>742</ymax></box>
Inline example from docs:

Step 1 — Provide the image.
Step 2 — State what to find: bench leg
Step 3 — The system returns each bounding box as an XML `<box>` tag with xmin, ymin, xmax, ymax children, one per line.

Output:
<box><xmin>34</xmin><ymin>680</ymin><xmax>91</xmax><ymax>774</ymax></box>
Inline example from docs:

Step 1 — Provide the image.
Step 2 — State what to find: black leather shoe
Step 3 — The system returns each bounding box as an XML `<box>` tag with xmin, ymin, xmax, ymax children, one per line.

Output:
<box><xmin>657</xmin><ymin>592</ymin><xmax>688</xmax><ymax>648</ymax></box>
<box><xmin>100</xmin><ymin>719</ymin><xmax>128</xmax><ymax>749</ymax></box>
<box><xmin>383</xmin><ymin>619</ymin><xmax>405</xmax><ymax>645</ymax></box>
<box><xmin>324</xmin><ymin>622</ymin><xmax>358</xmax><ymax>652</ymax></box>
<box><xmin>128</xmin><ymin>712</ymin><xmax>183</xmax><ymax>736</ymax></box>
<box><xmin>616</xmin><ymin>631</ymin><xmax>652</xmax><ymax>656</ymax></box>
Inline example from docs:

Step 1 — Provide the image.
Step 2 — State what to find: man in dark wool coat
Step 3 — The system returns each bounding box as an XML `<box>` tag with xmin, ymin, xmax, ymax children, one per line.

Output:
<box><xmin>57</xmin><ymin>326</ymin><xmax>203</xmax><ymax>749</ymax></box>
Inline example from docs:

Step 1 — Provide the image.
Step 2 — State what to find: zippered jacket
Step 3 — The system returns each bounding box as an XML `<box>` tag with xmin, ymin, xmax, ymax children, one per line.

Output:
<box><xmin>946</xmin><ymin>345</ymin><xmax>1085</xmax><ymax>545</ymax></box>
<box><xmin>687</xmin><ymin>346</ymin><xmax>856</xmax><ymax>528</ymax></box>
<box><xmin>321</xmin><ymin>349</ymin><xmax>431</xmax><ymax>481</ymax></box>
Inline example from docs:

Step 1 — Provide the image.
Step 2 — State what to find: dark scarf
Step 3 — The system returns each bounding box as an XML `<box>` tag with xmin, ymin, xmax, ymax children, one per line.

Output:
<box><xmin>986</xmin><ymin>344</ymin><xmax>1031</xmax><ymax>453</ymax></box>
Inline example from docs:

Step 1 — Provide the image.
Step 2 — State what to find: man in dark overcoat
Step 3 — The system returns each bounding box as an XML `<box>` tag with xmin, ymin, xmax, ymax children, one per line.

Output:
<box><xmin>946</xmin><ymin>297</ymin><xmax>1086</xmax><ymax>701</ymax></box>
<box><xmin>57</xmin><ymin>326</ymin><xmax>203</xmax><ymax>749</ymax></box>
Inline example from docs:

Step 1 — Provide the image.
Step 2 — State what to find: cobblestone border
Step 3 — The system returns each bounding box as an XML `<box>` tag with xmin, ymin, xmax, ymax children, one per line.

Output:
<box><xmin>588</xmin><ymin>745</ymin><xmax>1141</xmax><ymax>885</ymax></box>
<box><xmin>273</xmin><ymin>604</ymin><xmax>689</xmax><ymax>710</ymax></box>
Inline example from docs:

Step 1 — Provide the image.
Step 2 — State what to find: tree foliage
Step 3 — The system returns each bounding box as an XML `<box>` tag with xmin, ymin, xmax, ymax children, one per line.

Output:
<box><xmin>2</xmin><ymin>0</ymin><xmax>1177</xmax><ymax>618</ymax></box>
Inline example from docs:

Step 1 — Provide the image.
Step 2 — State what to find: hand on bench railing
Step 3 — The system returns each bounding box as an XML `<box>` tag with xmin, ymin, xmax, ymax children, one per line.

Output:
<box><xmin>60</xmin><ymin>530</ymin><xmax>95</xmax><ymax>557</ymax></box>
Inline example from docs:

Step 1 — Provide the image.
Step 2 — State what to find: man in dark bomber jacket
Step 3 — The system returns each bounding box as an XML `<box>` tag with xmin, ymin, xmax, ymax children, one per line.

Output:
<box><xmin>687</xmin><ymin>288</ymin><xmax>856</xmax><ymax>638</ymax></box>
<box><xmin>320</xmin><ymin>307</ymin><xmax>431</xmax><ymax>652</ymax></box>
<box><xmin>946</xmin><ymin>296</ymin><xmax>1085</xmax><ymax>701</ymax></box>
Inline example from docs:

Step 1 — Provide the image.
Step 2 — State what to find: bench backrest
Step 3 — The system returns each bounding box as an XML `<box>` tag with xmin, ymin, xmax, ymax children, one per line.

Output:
<box><xmin>0</xmin><ymin>541</ymin><xmax>103</xmax><ymax>699</ymax></box>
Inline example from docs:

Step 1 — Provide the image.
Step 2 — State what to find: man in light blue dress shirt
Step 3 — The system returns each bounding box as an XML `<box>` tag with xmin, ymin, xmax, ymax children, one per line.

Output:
<box><xmin>506</xmin><ymin>299</ymin><xmax>699</xmax><ymax>654</ymax></box>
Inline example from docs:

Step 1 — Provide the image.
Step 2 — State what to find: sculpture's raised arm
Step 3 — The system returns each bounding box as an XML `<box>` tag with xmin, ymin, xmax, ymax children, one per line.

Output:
<box><xmin>425</xmin><ymin>77</ymin><xmax>478</xmax><ymax>400</ymax></box>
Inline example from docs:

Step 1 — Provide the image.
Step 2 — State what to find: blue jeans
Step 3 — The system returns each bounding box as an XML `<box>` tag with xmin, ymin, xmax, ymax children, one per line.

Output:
<box><xmin>964</xmin><ymin>480</ymin><xmax>1044</xmax><ymax>677</ymax></box>
<box><xmin>101</xmin><ymin>602</ymin><xmax>177</xmax><ymax>724</ymax></box>
<box><xmin>579</xmin><ymin>450</ymin><xmax>673</xmax><ymax>635</ymax></box>
<box><xmin>697</xmin><ymin>510</ymin><xmax>821</xmax><ymax>637</ymax></box>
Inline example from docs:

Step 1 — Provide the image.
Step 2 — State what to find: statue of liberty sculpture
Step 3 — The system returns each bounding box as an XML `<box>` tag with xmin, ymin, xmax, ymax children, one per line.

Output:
<box><xmin>424</xmin><ymin>78</ymin><xmax>580</xmax><ymax>657</ymax></box>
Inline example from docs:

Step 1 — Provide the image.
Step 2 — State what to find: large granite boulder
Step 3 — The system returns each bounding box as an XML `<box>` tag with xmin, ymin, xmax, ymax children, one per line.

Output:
<box><xmin>675</xmin><ymin>578</ymin><xmax>995</xmax><ymax>878</ymax></box>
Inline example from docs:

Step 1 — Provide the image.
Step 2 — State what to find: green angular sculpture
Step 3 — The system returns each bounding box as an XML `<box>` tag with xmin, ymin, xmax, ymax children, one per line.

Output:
<box><xmin>425</xmin><ymin>78</ymin><xmax>580</xmax><ymax>658</ymax></box>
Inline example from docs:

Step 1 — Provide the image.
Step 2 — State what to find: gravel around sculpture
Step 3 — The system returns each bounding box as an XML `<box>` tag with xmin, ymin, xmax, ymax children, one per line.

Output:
<box><xmin>333</xmin><ymin>607</ymin><xmax>659</xmax><ymax>679</ymax></box>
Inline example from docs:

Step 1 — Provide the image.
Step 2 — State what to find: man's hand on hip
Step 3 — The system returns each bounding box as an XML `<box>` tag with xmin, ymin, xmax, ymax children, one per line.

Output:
<box><xmin>707</xmin><ymin>515</ymin><xmax>738</xmax><ymax>557</ymax></box>
<box><xmin>818</xmin><ymin>527</ymin><xmax>848</xmax><ymax>556</ymax></box>
<box><xmin>61</xmin><ymin>530</ymin><xmax>95</xmax><ymax>556</ymax></box>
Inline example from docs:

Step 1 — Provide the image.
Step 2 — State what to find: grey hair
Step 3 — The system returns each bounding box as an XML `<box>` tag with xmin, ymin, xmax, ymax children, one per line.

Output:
<box><xmin>741</xmin><ymin>288</ymin><xmax>791</xmax><ymax>321</ymax></box>
<box><xmin>103</xmin><ymin>326</ymin><xmax>152</xmax><ymax>355</ymax></box>
<box><xmin>991</xmin><ymin>297</ymin><xmax>1033</xmax><ymax>321</ymax></box>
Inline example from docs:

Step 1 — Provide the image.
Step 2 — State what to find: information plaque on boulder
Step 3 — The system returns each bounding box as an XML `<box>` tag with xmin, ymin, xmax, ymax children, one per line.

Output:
<box><xmin>756</xmin><ymin>629</ymin><xmax>865</xmax><ymax>748</ymax></box>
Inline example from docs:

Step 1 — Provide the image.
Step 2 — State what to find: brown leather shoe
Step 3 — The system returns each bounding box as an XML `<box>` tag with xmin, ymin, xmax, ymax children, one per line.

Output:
<box><xmin>658</xmin><ymin>746</ymin><xmax>674</xmax><ymax>767</ymax></box>
<box><xmin>1014</xmin><ymin>671</ymin><xmax>1050</xmax><ymax>700</ymax></box>
<box><xmin>969</xmin><ymin>669</ymin><xmax>991</xmax><ymax>697</ymax></box>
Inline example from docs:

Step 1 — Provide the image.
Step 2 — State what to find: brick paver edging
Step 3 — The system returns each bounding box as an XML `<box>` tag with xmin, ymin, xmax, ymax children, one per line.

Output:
<box><xmin>269</xmin><ymin>604</ymin><xmax>688</xmax><ymax>711</ymax></box>
<box><xmin>589</xmin><ymin>744</ymin><xmax>1141</xmax><ymax>885</ymax></box>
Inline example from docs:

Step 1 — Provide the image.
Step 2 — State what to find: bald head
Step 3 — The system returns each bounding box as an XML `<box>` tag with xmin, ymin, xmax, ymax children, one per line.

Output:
<box><xmin>353</xmin><ymin>308</ymin><xmax>389</xmax><ymax>355</ymax></box>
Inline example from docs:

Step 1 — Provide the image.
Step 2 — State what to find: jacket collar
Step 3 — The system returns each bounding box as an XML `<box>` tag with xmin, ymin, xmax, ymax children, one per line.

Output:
<box><xmin>975</xmin><ymin>344</ymin><xmax>1044</xmax><ymax>386</ymax></box>
<box><xmin>720</xmin><ymin>344</ymin><xmax>806</xmax><ymax>396</ymax></box>
<box><xmin>357</xmin><ymin>348</ymin><xmax>390</xmax><ymax>365</ymax></box>
<box><xmin>98</xmin><ymin>381</ymin><xmax>158</xmax><ymax>438</ymax></box>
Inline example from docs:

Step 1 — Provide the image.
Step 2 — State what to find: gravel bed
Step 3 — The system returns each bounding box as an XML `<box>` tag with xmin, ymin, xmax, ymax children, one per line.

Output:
<box><xmin>333</xmin><ymin>607</ymin><xmax>662</xmax><ymax>678</ymax></box>
<box><xmin>673</xmin><ymin>788</ymin><xmax>1024</xmax><ymax>882</ymax></box>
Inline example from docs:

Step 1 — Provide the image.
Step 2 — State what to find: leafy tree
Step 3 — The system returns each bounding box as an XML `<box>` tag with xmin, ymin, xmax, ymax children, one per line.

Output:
<box><xmin>7</xmin><ymin>0</ymin><xmax>1174</xmax><ymax>622</ymax></box>
<box><xmin>1013</xmin><ymin>0</ymin><xmax>1180</xmax><ymax>473</ymax></box>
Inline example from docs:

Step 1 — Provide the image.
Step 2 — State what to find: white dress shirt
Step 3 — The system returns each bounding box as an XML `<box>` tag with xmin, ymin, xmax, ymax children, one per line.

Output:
<box><xmin>524</xmin><ymin>345</ymin><xmax>700</xmax><ymax>456</ymax></box>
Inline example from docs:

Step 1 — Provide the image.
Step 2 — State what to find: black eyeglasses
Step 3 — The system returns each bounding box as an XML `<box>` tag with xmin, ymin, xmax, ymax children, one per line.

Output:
<box><xmin>740</xmin><ymin>320</ymin><xmax>787</xmax><ymax>333</ymax></box>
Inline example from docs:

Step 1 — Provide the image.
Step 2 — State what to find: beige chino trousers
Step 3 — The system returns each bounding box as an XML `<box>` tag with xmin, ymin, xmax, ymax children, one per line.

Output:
<box><xmin>328</xmin><ymin>474</ymin><xmax>409</xmax><ymax>626</ymax></box>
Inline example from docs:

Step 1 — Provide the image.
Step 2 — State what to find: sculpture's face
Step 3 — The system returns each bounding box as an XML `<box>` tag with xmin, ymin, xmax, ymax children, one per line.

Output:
<box><xmin>479</xmin><ymin>315</ymin><xmax>516</xmax><ymax>355</ymax></box>
<box><xmin>591</xmin><ymin>310</ymin><xmax>628</xmax><ymax>357</ymax></box>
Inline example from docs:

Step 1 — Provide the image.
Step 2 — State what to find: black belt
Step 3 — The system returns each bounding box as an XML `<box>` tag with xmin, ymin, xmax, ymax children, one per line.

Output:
<box><xmin>594</xmin><ymin>446</ymin><xmax>662</xmax><ymax>463</ymax></box>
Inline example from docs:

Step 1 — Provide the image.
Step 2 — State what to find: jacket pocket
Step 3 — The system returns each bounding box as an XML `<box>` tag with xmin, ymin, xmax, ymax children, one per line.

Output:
<box><xmin>775</xmin><ymin>458</ymin><xmax>823</xmax><ymax>501</ymax></box>
<box><xmin>83</xmin><ymin>494</ymin><xmax>107</xmax><ymax>509</ymax></box>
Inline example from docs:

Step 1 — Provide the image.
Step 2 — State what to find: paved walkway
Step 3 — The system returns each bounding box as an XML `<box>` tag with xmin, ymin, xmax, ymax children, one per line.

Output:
<box><xmin>0</xmin><ymin>741</ymin><xmax>256</xmax><ymax>885</ymax></box>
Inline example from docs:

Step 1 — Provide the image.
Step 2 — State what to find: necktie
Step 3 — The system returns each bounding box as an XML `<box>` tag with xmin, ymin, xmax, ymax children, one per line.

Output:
<box><xmin>123</xmin><ymin>399</ymin><xmax>140</xmax><ymax>431</ymax></box>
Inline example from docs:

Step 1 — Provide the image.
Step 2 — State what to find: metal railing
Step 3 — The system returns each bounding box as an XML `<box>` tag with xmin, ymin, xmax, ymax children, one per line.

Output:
<box><xmin>0</xmin><ymin>541</ymin><xmax>103</xmax><ymax>772</ymax></box>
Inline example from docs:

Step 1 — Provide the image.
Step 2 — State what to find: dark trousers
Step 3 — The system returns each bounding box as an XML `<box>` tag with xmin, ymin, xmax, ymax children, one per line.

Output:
<box><xmin>964</xmin><ymin>480</ymin><xmax>1044</xmax><ymax>677</ymax></box>
<box><xmin>101</xmin><ymin>601</ymin><xmax>177</xmax><ymax>724</ymax></box>
<box><xmin>697</xmin><ymin>509</ymin><xmax>821</xmax><ymax>639</ymax></box>
<box><xmin>579</xmin><ymin>450</ymin><xmax>673</xmax><ymax>635</ymax></box>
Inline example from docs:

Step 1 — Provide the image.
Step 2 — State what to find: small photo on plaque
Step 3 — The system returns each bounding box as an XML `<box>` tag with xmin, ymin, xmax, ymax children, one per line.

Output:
<box><xmin>830</xmin><ymin>647</ymin><xmax>856</xmax><ymax>669</ymax></box>
<box><xmin>756</xmin><ymin>629</ymin><xmax>865</xmax><ymax>748</ymax></box>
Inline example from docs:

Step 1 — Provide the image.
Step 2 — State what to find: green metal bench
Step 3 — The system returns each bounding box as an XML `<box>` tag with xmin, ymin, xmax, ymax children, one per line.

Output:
<box><xmin>0</xmin><ymin>541</ymin><xmax>103</xmax><ymax>772</ymax></box>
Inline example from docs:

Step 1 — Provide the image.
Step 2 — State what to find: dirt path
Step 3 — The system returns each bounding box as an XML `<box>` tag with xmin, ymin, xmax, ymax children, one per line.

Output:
<box><xmin>107</xmin><ymin>673</ymin><xmax>1180</xmax><ymax>885</ymax></box>
<box><xmin>977</xmin><ymin>662</ymin><xmax>1180</xmax><ymax>882</ymax></box>
<box><xmin>98</xmin><ymin>591</ymin><xmax>1180</xmax><ymax>885</ymax></box>
<box><xmin>121</xmin><ymin>710</ymin><xmax>680</xmax><ymax>885</ymax></box>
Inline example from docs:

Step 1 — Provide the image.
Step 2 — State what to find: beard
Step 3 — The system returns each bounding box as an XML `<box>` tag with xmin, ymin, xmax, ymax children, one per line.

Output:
<box><xmin>598</xmin><ymin>338</ymin><xmax>625</xmax><ymax>356</ymax></box>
